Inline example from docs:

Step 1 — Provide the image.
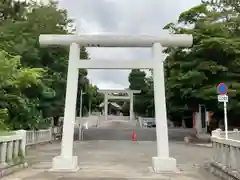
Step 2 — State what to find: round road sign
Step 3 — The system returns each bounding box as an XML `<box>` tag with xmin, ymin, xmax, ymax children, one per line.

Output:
<box><xmin>217</xmin><ymin>83</ymin><xmax>228</xmax><ymax>95</ymax></box>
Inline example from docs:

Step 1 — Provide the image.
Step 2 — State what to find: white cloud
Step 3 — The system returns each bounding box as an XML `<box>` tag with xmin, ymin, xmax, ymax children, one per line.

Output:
<box><xmin>58</xmin><ymin>0</ymin><xmax>201</xmax><ymax>89</ymax></box>
<box><xmin>97</xmin><ymin>81</ymin><xmax>125</xmax><ymax>90</ymax></box>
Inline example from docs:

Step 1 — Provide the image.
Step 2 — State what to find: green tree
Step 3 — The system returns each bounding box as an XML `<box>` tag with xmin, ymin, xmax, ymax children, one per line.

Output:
<box><xmin>0</xmin><ymin>0</ymin><xmax>98</xmax><ymax>128</ymax></box>
<box><xmin>0</xmin><ymin>0</ymin><xmax>27</xmax><ymax>22</ymax></box>
<box><xmin>128</xmin><ymin>69</ymin><xmax>154</xmax><ymax>116</ymax></box>
<box><xmin>0</xmin><ymin>0</ymin><xmax>72</xmax><ymax>120</ymax></box>
<box><xmin>84</xmin><ymin>84</ymin><xmax>104</xmax><ymax>114</ymax></box>
<box><xmin>164</xmin><ymin>2</ymin><xmax>240</xmax><ymax>125</ymax></box>
<box><xmin>0</xmin><ymin>51</ymin><xmax>46</xmax><ymax>130</ymax></box>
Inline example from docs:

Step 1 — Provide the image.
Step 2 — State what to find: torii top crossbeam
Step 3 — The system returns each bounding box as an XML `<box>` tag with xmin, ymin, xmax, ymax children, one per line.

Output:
<box><xmin>39</xmin><ymin>33</ymin><xmax>193</xmax><ymax>47</ymax></box>
<box><xmin>97</xmin><ymin>89</ymin><xmax>141</xmax><ymax>94</ymax></box>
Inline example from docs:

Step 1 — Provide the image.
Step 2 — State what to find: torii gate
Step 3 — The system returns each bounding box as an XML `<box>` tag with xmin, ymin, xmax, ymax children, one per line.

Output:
<box><xmin>39</xmin><ymin>33</ymin><xmax>193</xmax><ymax>173</ymax></box>
<box><xmin>97</xmin><ymin>89</ymin><xmax>141</xmax><ymax>121</ymax></box>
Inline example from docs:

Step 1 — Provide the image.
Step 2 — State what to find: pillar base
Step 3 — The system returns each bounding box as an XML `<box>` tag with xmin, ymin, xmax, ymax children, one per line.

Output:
<box><xmin>152</xmin><ymin>156</ymin><xmax>178</xmax><ymax>173</ymax></box>
<box><xmin>49</xmin><ymin>155</ymin><xmax>79</xmax><ymax>172</ymax></box>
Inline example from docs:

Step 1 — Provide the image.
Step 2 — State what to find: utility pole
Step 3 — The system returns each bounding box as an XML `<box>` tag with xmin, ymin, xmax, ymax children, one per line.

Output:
<box><xmin>79</xmin><ymin>89</ymin><xmax>86</xmax><ymax>118</ymax></box>
<box><xmin>80</xmin><ymin>89</ymin><xmax>83</xmax><ymax>118</ymax></box>
<box><xmin>88</xmin><ymin>79</ymin><xmax>92</xmax><ymax>117</ymax></box>
<box><xmin>88</xmin><ymin>99</ymin><xmax>91</xmax><ymax>116</ymax></box>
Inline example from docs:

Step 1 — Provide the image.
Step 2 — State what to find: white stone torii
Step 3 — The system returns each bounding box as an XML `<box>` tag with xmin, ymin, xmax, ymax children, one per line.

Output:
<box><xmin>39</xmin><ymin>33</ymin><xmax>193</xmax><ymax>173</ymax></box>
<box><xmin>97</xmin><ymin>89</ymin><xmax>141</xmax><ymax>121</ymax></box>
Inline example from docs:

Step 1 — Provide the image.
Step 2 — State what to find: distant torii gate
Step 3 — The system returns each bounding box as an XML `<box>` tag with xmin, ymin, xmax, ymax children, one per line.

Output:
<box><xmin>98</xmin><ymin>89</ymin><xmax>141</xmax><ymax>121</ymax></box>
<box><xmin>39</xmin><ymin>33</ymin><xmax>193</xmax><ymax>173</ymax></box>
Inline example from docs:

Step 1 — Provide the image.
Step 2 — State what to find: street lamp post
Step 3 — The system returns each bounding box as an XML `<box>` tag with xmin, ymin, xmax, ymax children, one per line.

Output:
<box><xmin>79</xmin><ymin>89</ymin><xmax>86</xmax><ymax>118</ymax></box>
<box><xmin>88</xmin><ymin>99</ymin><xmax>91</xmax><ymax>116</ymax></box>
<box><xmin>88</xmin><ymin>80</ymin><xmax>92</xmax><ymax>117</ymax></box>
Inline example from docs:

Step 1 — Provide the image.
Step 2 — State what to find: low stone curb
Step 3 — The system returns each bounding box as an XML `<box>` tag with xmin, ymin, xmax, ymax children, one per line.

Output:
<box><xmin>208</xmin><ymin>162</ymin><xmax>240</xmax><ymax>180</ymax></box>
<box><xmin>184</xmin><ymin>136</ymin><xmax>211</xmax><ymax>143</ymax></box>
<box><xmin>0</xmin><ymin>162</ymin><xmax>28</xmax><ymax>178</ymax></box>
<box><xmin>194</xmin><ymin>143</ymin><xmax>212</xmax><ymax>148</ymax></box>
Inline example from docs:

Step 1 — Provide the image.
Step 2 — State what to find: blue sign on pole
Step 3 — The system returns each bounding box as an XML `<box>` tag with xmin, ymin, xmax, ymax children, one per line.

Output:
<box><xmin>217</xmin><ymin>83</ymin><xmax>228</xmax><ymax>95</ymax></box>
<box><xmin>217</xmin><ymin>83</ymin><xmax>229</xmax><ymax>139</ymax></box>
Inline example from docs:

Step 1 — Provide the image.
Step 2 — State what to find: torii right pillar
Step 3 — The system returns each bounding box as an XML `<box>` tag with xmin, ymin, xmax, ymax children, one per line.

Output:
<box><xmin>152</xmin><ymin>43</ymin><xmax>176</xmax><ymax>172</ymax></box>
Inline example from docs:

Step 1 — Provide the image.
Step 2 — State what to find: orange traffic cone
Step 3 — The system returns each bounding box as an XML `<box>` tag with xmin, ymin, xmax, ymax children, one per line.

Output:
<box><xmin>132</xmin><ymin>131</ymin><xmax>137</xmax><ymax>141</ymax></box>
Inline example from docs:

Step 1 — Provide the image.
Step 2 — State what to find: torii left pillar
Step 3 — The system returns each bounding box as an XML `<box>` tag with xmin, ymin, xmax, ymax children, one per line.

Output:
<box><xmin>50</xmin><ymin>43</ymin><xmax>80</xmax><ymax>171</ymax></box>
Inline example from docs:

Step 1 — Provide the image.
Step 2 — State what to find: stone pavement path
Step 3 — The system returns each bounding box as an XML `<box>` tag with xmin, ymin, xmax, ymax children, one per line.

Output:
<box><xmin>2</xmin><ymin>141</ymin><xmax>219</xmax><ymax>180</ymax></box>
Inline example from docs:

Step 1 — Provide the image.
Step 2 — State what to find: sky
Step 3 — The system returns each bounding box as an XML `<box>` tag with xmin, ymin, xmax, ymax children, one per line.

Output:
<box><xmin>57</xmin><ymin>0</ymin><xmax>201</xmax><ymax>90</ymax></box>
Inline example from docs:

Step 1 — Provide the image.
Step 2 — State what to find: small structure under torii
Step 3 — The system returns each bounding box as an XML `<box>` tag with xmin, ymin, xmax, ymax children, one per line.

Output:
<box><xmin>98</xmin><ymin>89</ymin><xmax>141</xmax><ymax>121</ymax></box>
<box><xmin>99</xmin><ymin>102</ymin><xmax>122</xmax><ymax>115</ymax></box>
<box><xmin>39</xmin><ymin>32</ymin><xmax>193</xmax><ymax>173</ymax></box>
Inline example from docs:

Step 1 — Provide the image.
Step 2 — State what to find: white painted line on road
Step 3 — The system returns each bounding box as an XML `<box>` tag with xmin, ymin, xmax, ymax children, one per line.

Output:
<box><xmin>195</xmin><ymin>143</ymin><xmax>212</xmax><ymax>147</ymax></box>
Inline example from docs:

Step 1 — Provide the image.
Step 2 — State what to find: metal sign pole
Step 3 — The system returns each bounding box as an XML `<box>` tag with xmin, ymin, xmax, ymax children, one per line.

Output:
<box><xmin>224</xmin><ymin>101</ymin><xmax>228</xmax><ymax>139</ymax></box>
<box><xmin>217</xmin><ymin>83</ymin><xmax>229</xmax><ymax>139</ymax></box>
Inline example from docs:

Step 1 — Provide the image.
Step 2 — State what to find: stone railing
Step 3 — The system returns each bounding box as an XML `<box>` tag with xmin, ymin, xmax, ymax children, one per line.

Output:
<box><xmin>210</xmin><ymin>129</ymin><xmax>240</xmax><ymax>179</ymax></box>
<box><xmin>91</xmin><ymin>112</ymin><xmax>101</xmax><ymax>116</ymax></box>
<box><xmin>138</xmin><ymin>117</ymin><xmax>174</xmax><ymax>128</ymax></box>
<box><xmin>0</xmin><ymin>130</ymin><xmax>26</xmax><ymax>169</ymax></box>
<box><xmin>60</xmin><ymin>116</ymin><xmax>99</xmax><ymax>128</ymax></box>
<box><xmin>221</xmin><ymin>129</ymin><xmax>240</xmax><ymax>140</ymax></box>
<box><xmin>26</xmin><ymin>128</ymin><xmax>52</xmax><ymax>146</ymax></box>
<box><xmin>107</xmin><ymin>115</ymin><xmax>130</xmax><ymax>121</ymax></box>
<box><xmin>212</xmin><ymin>128</ymin><xmax>240</xmax><ymax>140</ymax></box>
<box><xmin>76</xmin><ymin>116</ymin><xmax>99</xmax><ymax>128</ymax></box>
<box><xmin>0</xmin><ymin>127</ymin><xmax>62</xmax><ymax>177</ymax></box>
<box><xmin>0</xmin><ymin>128</ymin><xmax>61</xmax><ymax>164</ymax></box>
<box><xmin>138</xmin><ymin>117</ymin><xmax>154</xmax><ymax>128</ymax></box>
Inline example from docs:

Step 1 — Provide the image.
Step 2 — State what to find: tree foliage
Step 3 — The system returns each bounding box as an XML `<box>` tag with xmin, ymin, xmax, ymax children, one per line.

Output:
<box><xmin>0</xmin><ymin>0</ymin><xmax>102</xmax><ymax>130</ymax></box>
<box><xmin>0</xmin><ymin>50</ymin><xmax>46</xmax><ymax>130</ymax></box>
<box><xmin>128</xmin><ymin>70</ymin><xmax>154</xmax><ymax>117</ymax></box>
<box><xmin>164</xmin><ymin>2</ymin><xmax>240</xmax><ymax>124</ymax></box>
<box><xmin>128</xmin><ymin>2</ymin><xmax>240</xmax><ymax>125</ymax></box>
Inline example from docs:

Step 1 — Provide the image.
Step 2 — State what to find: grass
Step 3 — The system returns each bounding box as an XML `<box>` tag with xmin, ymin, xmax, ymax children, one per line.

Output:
<box><xmin>0</xmin><ymin>131</ymin><xmax>15</xmax><ymax>136</ymax></box>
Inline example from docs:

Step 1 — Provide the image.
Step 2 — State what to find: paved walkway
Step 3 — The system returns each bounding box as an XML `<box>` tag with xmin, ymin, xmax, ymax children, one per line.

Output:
<box><xmin>83</xmin><ymin>119</ymin><xmax>197</xmax><ymax>141</ymax></box>
<box><xmin>3</xmin><ymin>141</ymin><xmax>219</xmax><ymax>180</ymax></box>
